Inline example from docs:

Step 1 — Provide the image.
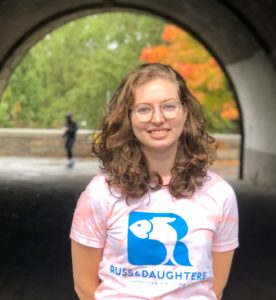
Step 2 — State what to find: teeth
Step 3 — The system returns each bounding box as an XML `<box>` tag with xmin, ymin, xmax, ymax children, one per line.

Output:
<box><xmin>150</xmin><ymin>130</ymin><xmax>168</xmax><ymax>133</ymax></box>
<box><xmin>149</xmin><ymin>130</ymin><xmax>168</xmax><ymax>136</ymax></box>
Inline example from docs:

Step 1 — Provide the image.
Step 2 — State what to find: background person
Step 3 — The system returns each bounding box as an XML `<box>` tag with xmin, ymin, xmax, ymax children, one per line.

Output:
<box><xmin>63</xmin><ymin>113</ymin><xmax>77</xmax><ymax>168</ymax></box>
<box><xmin>70</xmin><ymin>63</ymin><xmax>239</xmax><ymax>299</ymax></box>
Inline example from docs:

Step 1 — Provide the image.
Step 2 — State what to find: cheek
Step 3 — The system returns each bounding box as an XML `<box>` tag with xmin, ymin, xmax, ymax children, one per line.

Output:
<box><xmin>176</xmin><ymin>110</ymin><xmax>187</xmax><ymax>132</ymax></box>
<box><xmin>176</xmin><ymin>124</ymin><xmax>185</xmax><ymax>140</ymax></box>
<box><xmin>172</xmin><ymin>118</ymin><xmax>186</xmax><ymax>140</ymax></box>
<box><xmin>131</xmin><ymin>116</ymin><xmax>145</xmax><ymax>135</ymax></box>
<box><xmin>174</xmin><ymin>116</ymin><xmax>186</xmax><ymax>131</ymax></box>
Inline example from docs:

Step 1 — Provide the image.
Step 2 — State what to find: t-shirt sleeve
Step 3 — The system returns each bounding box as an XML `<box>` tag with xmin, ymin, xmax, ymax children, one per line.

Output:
<box><xmin>70</xmin><ymin>175</ymin><xmax>108</xmax><ymax>248</ymax></box>
<box><xmin>212</xmin><ymin>183</ymin><xmax>239</xmax><ymax>252</ymax></box>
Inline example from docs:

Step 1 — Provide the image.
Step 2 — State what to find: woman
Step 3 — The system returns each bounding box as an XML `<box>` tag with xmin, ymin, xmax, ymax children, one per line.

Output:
<box><xmin>70</xmin><ymin>63</ymin><xmax>239</xmax><ymax>299</ymax></box>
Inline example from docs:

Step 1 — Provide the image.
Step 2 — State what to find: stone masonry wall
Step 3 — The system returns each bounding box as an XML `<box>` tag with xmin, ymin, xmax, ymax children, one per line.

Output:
<box><xmin>0</xmin><ymin>128</ymin><xmax>240</xmax><ymax>160</ymax></box>
<box><xmin>0</xmin><ymin>128</ymin><xmax>93</xmax><ymax>158</ymax></box>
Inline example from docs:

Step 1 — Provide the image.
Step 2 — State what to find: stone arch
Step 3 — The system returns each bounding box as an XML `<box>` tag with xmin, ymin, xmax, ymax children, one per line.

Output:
<box><xmin>0</xmin><ymin>0</ymin><xmax>275</xmax><ymax>189</ymax></box>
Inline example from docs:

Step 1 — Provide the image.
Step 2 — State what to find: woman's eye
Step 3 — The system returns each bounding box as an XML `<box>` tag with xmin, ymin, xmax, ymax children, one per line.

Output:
<box><xmin>137</xmin><ymin>107</ymin><xmax>151</xmax><ymax>114</ymax></box>
<box><xmin>163</xmin><ymin>104</ymin><xmax>177</xmax><ymax>111</ymax></box>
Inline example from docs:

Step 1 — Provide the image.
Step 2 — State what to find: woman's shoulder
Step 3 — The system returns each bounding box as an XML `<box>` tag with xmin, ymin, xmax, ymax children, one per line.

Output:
<box><xmin>190</xmin><ymin>171</ymin><xmax>237</xmax><ymax>217</ymax></box>
<box><xmin>196</xmin><ymin>170</ymin><xmax>236</xmax><ymax>201</ymax></box>
<box><xmin>84</xmin><ymin>172</ymin><xmax>123</xmax><ymax>204</ymax></box>
<box><xmin>85</xmin><ymin>172</ymin><xmax>110</xmax><ymax>194</ymax></box>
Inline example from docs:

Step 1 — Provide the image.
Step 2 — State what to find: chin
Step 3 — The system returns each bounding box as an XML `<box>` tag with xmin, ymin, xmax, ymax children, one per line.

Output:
<box><xmin>143</xmin><ymin>141</ymin><xmax>177</xmax><ymax>153</ymax></box>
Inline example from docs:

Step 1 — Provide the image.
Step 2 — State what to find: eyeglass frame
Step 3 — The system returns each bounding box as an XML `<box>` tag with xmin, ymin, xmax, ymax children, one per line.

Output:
<box><xmin>130</xmin><ymin>99</ymin><xmax>184</xmax><ymax>122</ymax></box>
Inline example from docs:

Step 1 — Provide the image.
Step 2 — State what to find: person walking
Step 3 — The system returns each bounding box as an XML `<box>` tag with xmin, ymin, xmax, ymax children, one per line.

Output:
<box><xmin>63</xmin><ymin>113</ymin><xmax>77</xmax><ymax>168</ymax></box>
<box><xmin>70</xmin><ymin>63</ymin><xmax>239</xmax><ymax>299</ymax></box>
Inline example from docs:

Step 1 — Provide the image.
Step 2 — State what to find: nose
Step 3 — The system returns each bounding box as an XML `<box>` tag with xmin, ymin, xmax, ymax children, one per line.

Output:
<box><xmin>151</xmin><ymin>107</ymin><xmax>165</xmax><ymax>124</ymax></box>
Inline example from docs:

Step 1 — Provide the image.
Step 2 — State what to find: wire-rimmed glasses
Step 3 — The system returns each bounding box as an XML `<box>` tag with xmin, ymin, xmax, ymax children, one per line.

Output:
<box><xmin>131</xmin><ymin>101</ymin><xmax>183</xmax><ymax>122</ymax></box>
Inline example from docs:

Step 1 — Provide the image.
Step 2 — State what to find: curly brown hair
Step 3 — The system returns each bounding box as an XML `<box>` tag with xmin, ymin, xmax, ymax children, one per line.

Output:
<box><xmin>92</xmin><ymin>63</ymin><xmax>217</xmax><ymax>198</ymax></box>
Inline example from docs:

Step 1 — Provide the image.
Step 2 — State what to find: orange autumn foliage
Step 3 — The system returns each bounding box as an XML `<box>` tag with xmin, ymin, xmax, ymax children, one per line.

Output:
<box><xmin>221</xmin><ymin>102</ymin><xmax>239</xmax><ymax>120</ymax></box>
<box><xmin>140</xmin><ymin>24</ymin><xmax>239</xmax><ymax>127</ymax></box>
<box><xmin>140</xmin><ymin>45</ymin><xmax>169</xmax><ymax>62</ymax></box>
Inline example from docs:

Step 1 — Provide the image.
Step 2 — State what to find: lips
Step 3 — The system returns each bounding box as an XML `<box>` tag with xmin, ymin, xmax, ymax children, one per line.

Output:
<box><xmin>148</xmin><ymin>129</ymin><xmax>170</xmax><ymax>138</ymax></box>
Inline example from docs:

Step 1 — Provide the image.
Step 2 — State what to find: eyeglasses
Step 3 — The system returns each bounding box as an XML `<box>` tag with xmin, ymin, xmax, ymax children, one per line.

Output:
<box><xmin>131</xmin><ymin>101</ymin><xmax>183</xmax><ymax>122</ymax></box>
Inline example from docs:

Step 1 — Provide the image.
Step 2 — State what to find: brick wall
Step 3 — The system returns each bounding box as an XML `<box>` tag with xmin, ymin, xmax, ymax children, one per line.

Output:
<box><xmin>0</xmin><ymin>128</ymin><xmax>240</xmax><ymax>160</ymax></box>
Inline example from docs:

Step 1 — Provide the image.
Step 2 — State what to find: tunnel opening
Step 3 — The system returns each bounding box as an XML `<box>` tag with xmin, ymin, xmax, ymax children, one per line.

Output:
<box><xmin>0</xmin><ymin>9</ymin><xmax>242</xmax><ymax>181</ymax></box>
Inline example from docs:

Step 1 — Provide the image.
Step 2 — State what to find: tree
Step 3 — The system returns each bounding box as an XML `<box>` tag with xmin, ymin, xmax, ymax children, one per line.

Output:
<box><xmin>0</xmin><ymin>12</ymin><xmax>165</xmax><ymax>128</ymax></box>
<box><xmin>140</xmin><ymin>24</ymin><xmax>240</xmax><ymax>133</ymax></box>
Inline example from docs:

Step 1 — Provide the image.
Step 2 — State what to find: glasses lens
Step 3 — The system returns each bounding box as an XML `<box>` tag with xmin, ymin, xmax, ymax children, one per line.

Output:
<box><xmin>134</xmin><ymin>105</ymin><xmax>152</xmax><ymax>122</ymax></box>
<box><xmin>161</xmin><ymin>102</ymin><xmax>180</xmax><ymax>119</ymax></box>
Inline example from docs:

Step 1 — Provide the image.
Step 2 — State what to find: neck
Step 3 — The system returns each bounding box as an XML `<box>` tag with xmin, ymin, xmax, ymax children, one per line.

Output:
<box><xmin>142</xmin><ymin>146</ymin><xmax>177</xmax><ymax>178</ymax></box>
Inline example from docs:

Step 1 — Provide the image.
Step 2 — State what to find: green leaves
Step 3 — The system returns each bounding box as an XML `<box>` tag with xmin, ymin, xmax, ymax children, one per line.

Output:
<box><xmin>0</xmin><ymin>12</ymin><xmax>164</xmax><ymax>129</ymax></box>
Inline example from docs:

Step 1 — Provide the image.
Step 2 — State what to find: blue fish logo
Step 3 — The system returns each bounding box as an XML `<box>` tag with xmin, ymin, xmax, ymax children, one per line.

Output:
<box><xmin>128</xmin><ymin>212</ymin><xmax>191</xmax><ymax>266</ymax></box>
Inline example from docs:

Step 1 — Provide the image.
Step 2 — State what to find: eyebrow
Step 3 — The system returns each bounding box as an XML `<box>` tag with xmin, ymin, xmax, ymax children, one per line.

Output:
<box><xmin>136</xmin><ymin>98</ymin><xmax>179</xmax><ymax>105</ymax></box>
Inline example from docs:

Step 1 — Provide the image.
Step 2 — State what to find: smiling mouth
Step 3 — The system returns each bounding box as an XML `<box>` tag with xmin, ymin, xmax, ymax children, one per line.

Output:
<box><xmin>148</xmin><ymin>129</ymin><xmax>170</xmax><ymax>137</ymax></box>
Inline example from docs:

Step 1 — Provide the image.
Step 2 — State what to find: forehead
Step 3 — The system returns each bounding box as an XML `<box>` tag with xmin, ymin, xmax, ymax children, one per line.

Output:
<box><xmin>134</xmin><ymin>78</ymin><xmax>179</xmax><ymax>104</ymax></box>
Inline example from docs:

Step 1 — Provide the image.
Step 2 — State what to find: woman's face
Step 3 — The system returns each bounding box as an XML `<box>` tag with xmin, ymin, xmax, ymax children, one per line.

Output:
<box><xmin>130</xmin><ymin>78</ymin><xmax>187</xmax><ymax>156</ymax></box>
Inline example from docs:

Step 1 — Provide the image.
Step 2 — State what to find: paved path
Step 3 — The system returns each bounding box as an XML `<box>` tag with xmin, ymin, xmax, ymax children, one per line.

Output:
<box><xmin>0</xmin><ymin>156</ymin><xmax>240</xmax><ymax>182</ymax></box>
<box><xmin>0</xmin><ymin>157</ymin><xmax>275</xmax><ymax>299</ymax></box>
<box><xmin>0</xmin><ymin>157</ymin><xmax>100</xmax><ymax>182</ymax></box>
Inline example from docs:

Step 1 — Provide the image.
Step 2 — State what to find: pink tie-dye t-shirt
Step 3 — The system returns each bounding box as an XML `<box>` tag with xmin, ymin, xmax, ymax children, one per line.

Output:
<box><xmin>70</xmin><ymin>170</ymin><xmax>239</xmax><ymax>299</ymax></box>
